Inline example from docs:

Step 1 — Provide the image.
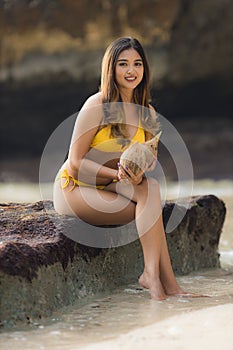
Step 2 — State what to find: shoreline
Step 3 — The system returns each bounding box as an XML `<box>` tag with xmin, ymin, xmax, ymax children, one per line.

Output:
<box><xmin>0</xmin><ymin>270</ymin><xmax>232</xmax><ymax>350</ymax></box>
<box><xmin>1</xmin><ymin>178</ymin><xmax>233</xmax><ymax>203</ymax></box>
<box><xmin>77</xmin><ymin>303</ymin><xmax>233</xmax><ymax>350</ymax></box>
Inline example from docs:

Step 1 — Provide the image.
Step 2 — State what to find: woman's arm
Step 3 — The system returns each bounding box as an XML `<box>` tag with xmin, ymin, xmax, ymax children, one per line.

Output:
<box><xmin>67</xmin><ymin>94</ymin><xmax>119</xmax><ymax>183</ymax></box>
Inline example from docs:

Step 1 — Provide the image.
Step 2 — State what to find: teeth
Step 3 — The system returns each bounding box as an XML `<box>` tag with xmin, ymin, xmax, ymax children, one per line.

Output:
<box><xmin>125</xmin><ymin>77</ymin><xmax>136</xmax><ymax>81</ymax></box>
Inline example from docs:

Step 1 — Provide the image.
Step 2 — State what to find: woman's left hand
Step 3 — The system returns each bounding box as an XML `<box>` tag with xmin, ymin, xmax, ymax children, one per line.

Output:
<box><xmin>118</xmin><ymin>164</ymin><xmax>145</xmax><ymax>185</ymax></box>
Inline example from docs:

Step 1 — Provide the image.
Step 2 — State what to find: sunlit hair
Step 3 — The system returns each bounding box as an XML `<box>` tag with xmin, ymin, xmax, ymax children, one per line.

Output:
<box><xmin>100</xmin><ymin>36</ymin><xmax>159</xmax><ymax>140</ymax></box>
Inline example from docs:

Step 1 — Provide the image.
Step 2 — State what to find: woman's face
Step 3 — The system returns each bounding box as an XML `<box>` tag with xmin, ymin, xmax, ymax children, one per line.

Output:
<box><xmin>115</xmin><ymin>48</ymin><xmax>144</xmax><ymax>92</ymax></box>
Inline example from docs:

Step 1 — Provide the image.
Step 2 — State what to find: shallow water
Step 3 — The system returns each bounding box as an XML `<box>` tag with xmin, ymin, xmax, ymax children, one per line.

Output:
<box><xmin>0</xmin><ymin>267</ymin><xmax>232</xmax><ymax>350</ymax></box>
<box><xmin>0</xmin><ymin>179</ymin><xmax>232</xmax><ymax>349</ymax></box>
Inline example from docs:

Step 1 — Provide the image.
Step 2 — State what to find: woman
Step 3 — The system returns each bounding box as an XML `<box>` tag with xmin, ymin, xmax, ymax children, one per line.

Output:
<box><xmin>53</xmin><ymin>36</ymin><xmax>198</xmax><ymax>300</ymax></box>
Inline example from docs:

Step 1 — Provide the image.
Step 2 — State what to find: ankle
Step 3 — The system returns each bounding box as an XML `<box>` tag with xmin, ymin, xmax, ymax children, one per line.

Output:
<box><xmin>143</xmin><ymin>268</ymin><xmax>160</xmax><ymax>280</ymax></box>
<box><xmin>139</xmin><ymin>271</ymin><xmax>167</xmax><ymax>300</ymax></box>
<box><xmin>139</xmin><ymin>270</ymin><xmax>160</xmax><ymax>288</ymax></box>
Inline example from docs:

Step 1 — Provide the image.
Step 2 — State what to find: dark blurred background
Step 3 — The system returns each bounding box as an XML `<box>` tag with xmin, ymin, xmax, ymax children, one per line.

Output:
<box><xmin>0</xmin><ymin>0</ymin><xmax>232</xmax><ymax>182</ymax></box>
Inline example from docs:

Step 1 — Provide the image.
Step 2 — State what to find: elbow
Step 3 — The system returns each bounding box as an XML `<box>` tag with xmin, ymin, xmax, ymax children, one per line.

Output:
<box><xmin>67</xmin><ymin>157</ymin><xmax>81</xmax><ymax>173</ymax></box>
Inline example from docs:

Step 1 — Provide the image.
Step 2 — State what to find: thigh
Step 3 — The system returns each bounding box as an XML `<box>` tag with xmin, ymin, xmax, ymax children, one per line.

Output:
<box><xmin>56</xmin><ymin>184</ymin><xmax>136</xmax><ymax>226</ymax></box>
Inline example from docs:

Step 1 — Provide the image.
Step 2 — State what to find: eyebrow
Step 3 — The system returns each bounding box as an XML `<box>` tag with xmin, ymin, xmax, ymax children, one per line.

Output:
<box><xmin>117</xmin><ymin>58</ymin><xmax>143</xmax><ymax>62</ymax></box>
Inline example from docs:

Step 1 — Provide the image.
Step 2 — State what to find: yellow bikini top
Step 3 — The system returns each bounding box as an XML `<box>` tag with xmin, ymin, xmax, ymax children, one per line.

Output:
<box><xmin>90</xmin><ymin>124</ymin><xmax>145</xmax><ymax>152</ymax></box>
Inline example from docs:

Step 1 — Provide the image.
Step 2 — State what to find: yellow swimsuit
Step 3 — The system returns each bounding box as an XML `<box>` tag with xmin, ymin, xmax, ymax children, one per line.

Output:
<box><xmin>60</xmin><ymin>123</ymin><xmax>145</xmax><ymax>190</ymax></box>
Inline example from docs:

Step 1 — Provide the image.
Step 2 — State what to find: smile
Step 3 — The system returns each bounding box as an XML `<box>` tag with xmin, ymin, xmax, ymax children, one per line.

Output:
<box><xmin>125</xmin><ymin>77</ymin><xmax>137</xmax><ymax>81</ymax></box>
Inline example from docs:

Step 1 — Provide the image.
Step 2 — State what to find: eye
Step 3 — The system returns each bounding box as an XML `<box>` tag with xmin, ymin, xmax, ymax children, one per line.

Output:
<box><xmin>135</xmin><ymin>62</ymin><xmax>143</xmax><ymax>66</ymax></box>
<box><xmin>118</xmin><ymin>62</ymin><xmax>127</xmax><ymax>66</ymax></box>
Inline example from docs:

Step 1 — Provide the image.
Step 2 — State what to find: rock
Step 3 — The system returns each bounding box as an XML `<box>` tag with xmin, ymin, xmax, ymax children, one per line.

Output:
<box><xmin>1</xmin><ymin>0</ymin><xmax>232</xmax><ymax>86</ymax></box>
<box><xmin>0</xmin><ymin>195</ymin><xmax>226</xmax><ymax>326</ymax></box>
<box><xmin>1</xmin><ymin>0</ymin><xmax>232</xmax><ymax>179</ymax></box>
<box><xmin>168</xmin><ymin>0</ymin><xmax>233</xmax><ymax>84</ymax></box>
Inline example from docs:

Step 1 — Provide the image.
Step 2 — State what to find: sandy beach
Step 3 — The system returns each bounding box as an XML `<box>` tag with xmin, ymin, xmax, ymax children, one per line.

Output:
<box><xmin>79</xmin><ymin>303</ymin><xmax>233</xmax><ymax>350</ymax></box>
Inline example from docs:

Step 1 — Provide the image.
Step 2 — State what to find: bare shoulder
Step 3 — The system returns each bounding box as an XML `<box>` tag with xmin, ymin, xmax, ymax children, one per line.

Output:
<box><xmin>74</xmin><ymin>92</ymin><xmax>103</xmax><ymax>134</ymax></box>
<box><xmin>81</xmin><ymin>92</ymin><xmax>103</xmax><ymax>110</ymax></box>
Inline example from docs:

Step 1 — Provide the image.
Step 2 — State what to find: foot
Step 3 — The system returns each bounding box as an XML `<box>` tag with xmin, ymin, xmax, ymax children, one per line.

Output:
<box><xmin>166</xmin><ymin>288</ymin><xmax>210</xmax><ymax>298</ymax></box>
<box><xmin>139</xmin><ymin>272</ymin><xmax>167</xmax><ymax>301</ymax></box>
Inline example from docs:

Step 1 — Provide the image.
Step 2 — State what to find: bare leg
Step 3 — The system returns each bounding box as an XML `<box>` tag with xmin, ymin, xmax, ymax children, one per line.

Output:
<box><xmin>107</xmin><ymin>178</ymin><xmax>204</xmax><ymax>299</ymax></box>
<box><xmin>54</xmin><ymin>176</ymin><xmax>198</xmax><ymax>300</ymax></box>
<box><xmin>132</xmin><ymin>179</ymin><xmax>206</xmax><ymax>298</ymax></box>
<box><xmin>54</xmin><ymin>180</ymin><xmax>136</xmax><ymax>225</ymax></box>
<box><xmin>160</xmin><ymin>234</ymin><xmax>209</xmax><ymax>298</ymax></box>
<box><xmin>107</xmin><ymin>178</ymin><xmax>169</xmax><ymax>300</ymax></box>
<box><xmin>136</xmin><ymin>181</ymin><xmax>208</xmax><ymax>298</ymax></box>
<box><xmin>131</xmin><ymin>178</ymin><xmax>177</xmax><ymax>300</ymax></box>
<box><xmin>158</xmin><ymin>222</ymin><xmax>185</xmax><ymax>295</ymax></box>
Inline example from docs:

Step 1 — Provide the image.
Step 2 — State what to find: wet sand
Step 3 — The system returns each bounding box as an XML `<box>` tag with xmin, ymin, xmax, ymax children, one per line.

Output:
<box><xmin>79</xmin><ymin>303</ymin><xmax>233</xmax><ymax>350</ymax></box>
<box><xmin>0</xmin><ymin>267</ymin><xmax>232</xmax><ymax>350</ymax></box>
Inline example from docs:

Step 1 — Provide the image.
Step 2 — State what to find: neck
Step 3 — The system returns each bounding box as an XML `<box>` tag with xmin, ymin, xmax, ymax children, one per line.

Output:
<box><xmin>119</xmin><ymin>89</ymin><xmax>133</xmax><ymax>103</ymax></box>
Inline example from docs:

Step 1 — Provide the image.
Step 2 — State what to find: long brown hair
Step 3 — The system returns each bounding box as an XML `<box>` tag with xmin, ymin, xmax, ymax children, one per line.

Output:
<box><xmin>100</xmin><ymin>36</ymin><xmax>158</xmax><ymax>139</ymax></box>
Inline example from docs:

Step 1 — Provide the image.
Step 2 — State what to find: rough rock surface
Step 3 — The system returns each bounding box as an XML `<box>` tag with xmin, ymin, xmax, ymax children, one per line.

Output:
<box><xmin>0</xmin><ymin>195</ymin><xmax>226</xmax><ymax>326</ymax></box>
<box><xmin>1</xmin><ymin>1</ymin><xmax>232</xmax><ymax>182</ymax></box>
<box><xmin>1</xmin><ymin>0</ymin><xmax>232</xmax><ymax>85</ymax></box>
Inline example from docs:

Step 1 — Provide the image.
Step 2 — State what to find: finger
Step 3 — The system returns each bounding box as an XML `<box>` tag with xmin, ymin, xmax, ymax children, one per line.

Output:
<box><xmin>118</xmin><ymin>163</ymin><xmax>126</xmax><ymax>176</ymax></box>
<box><xmin>133</xmin><ymin>167</ymin><xmax>146</xmax><ymax>179</ymax></box>
<box><xmin>139</xmin><ymin>166</ymin><xmax>147</xmax><ymax>177</ymax></box>
<box><xmin>126</xmin><ymin>167</ymin><xmax>145</xmax><ymax>184</ymax></box>
<box><xmin>119</xmin><ymin>166</ymin><xmax>129</xmax><ymax>178</ymax></box>
<box><xmin>126</xmin><ymin>168</ymin><xmax>142</xmax><ymax>183</ymax></box>
<box><xmin>124</xmin><ymin>166</ymin><xmax>135</xmax><ymax>178</ymax></box>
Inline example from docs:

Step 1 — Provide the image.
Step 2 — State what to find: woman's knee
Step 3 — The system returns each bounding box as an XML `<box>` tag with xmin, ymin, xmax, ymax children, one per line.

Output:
<box><xmin>133</xmin><ymin>176</ymin><xmax>159</xmax><ymax>200</ymax></box>
<box><xmin>146</xmin><ymin>176</ymin><xmax>159</xmax><ymax>186</ymax></box>
<box><xmin>139</xmin><ymin>176</ymin><xmax>159</xmax><ymax>192</ymax></box>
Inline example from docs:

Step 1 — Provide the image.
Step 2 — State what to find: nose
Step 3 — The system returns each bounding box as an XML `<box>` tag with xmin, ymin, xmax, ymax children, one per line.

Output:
<box><xmin>127</xmin><ymin>66</ymin><xmax>134</xmax><ymax>74</ymax></box>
